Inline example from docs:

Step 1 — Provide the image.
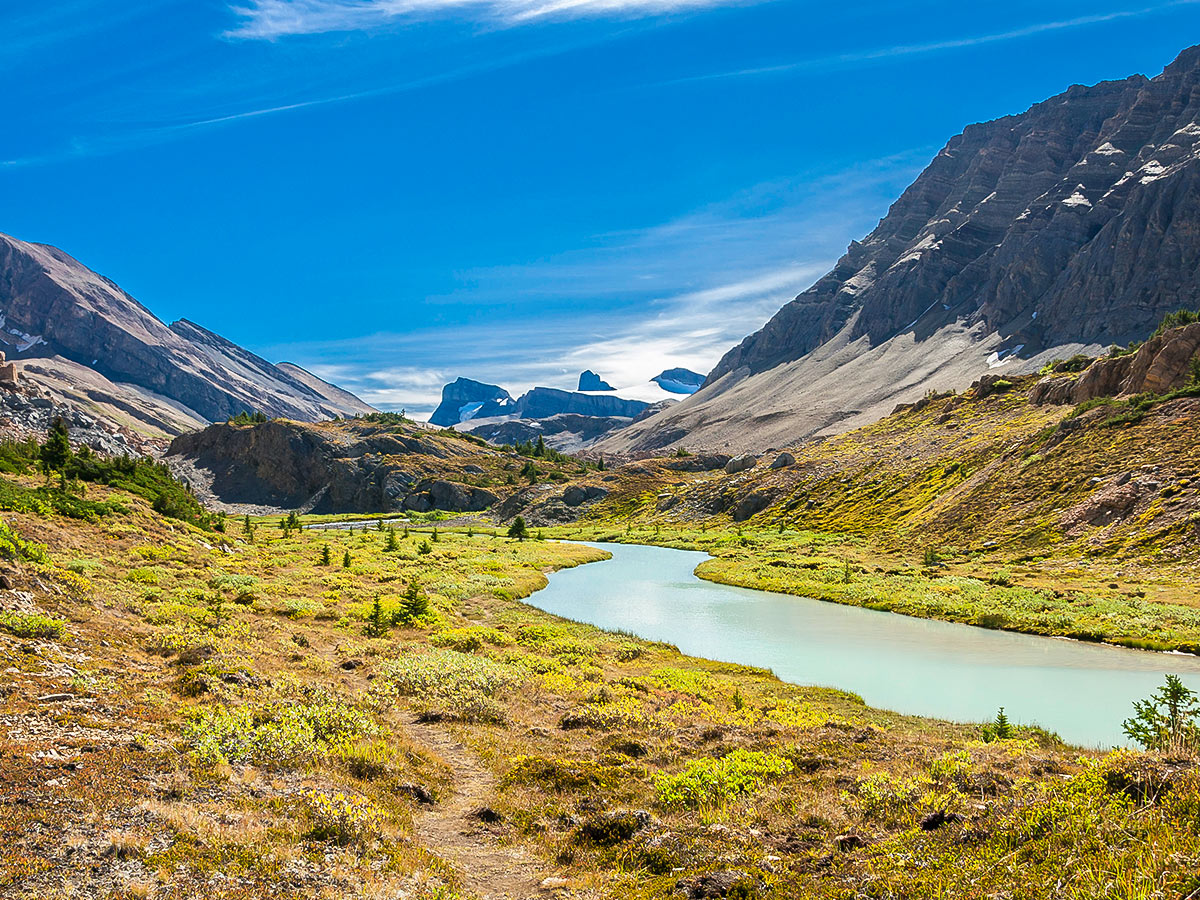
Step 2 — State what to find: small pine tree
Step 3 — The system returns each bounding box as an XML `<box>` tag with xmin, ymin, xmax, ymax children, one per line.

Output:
<box><xmin>402</xmin><ymin>579</ymin><xmax>429</xmax><ymax>621</ymax></box>
<box><xmin>597</xmin><ymin>454</ymin><xmax>605</xmax><ymax>472</ymax></box>
<box><xmin>432</xmin><ymin>526</ymin><xmax>439</xmax><ymax>542</ymax></box>
<box><xmin>40</xmin><ymin>416</ymin><xmax>72</xmax><ymax>478</ymax></box>
<box><xmin>342</xmin><ymin>549</ymin><xmax>352</xmax><ymax>568</ymax></box>
<box><xmin>403</xmin><ymin>526</ymin><xmax>410</xmax><ymax>538</ymax></box>
<box><xmin>982</xmin><ymin>706</ymin><xmax>1014</xmax><ymax>742</ymax></box>
<box><xmin>365</xmin><ymin>595</ymin><xmax>388</xmax><ymax>638</ymax></box>
<box><xmin>243</xmin><ymin>514</ymin><xmax>252</xmax><ymax>534</ymax></box>
<box><xmin>320</xmin><ymin>544</ymin><xmax>332</xmax><ymax>566</ymax></box>
<box><xmin>385</xmin><ymin>528</ymin><xmax>398</xmax><ymax>551</ymax></box>
<box><xmin>534</xmin><ymin>435</ymin><xmax>546</xmax><ymax>457</ymax></box>
<box><xmin>508</xmin><ymin>516</ymin><xmax>528</xmax><ymax>541</ymax></box>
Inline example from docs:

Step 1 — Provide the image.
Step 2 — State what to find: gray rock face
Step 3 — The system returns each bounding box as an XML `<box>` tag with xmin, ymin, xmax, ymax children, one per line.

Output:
<box><xmin>167</xmin><ymin>421</ymin><xmax>498</xmax><ymax>514</ymax></box>
<box><xmin>0</xmin><ymin>233</ymin><xmax>373</xmax><ymax>426</ymax></box>
<box><xmin>578</xmin><ymin>370</ymin><xmax>615</xmax><ymax>391</ymax></box>
<box><xmin>709</xmin><ymin>46</ymin><xmax>1200</xmax><ymax>386</ymax></box>
<box><xmin>724</xmin><ymin>454</ymin><xmax>758</xmax><ymax>474</ymax></box>
<box><xmin>429</xmin><ymin>378</ymin><xmax>513</xmax><ymax>427</ymax></box>
<box><xmin>601</xmin><ymin>46</ymin><xmax>1200</xmax><ymax>455</ymax></box>
<box><xmin>663</xmin><ymin>453</ymin><xmax>731</xmax><ymax>472</ymax></box>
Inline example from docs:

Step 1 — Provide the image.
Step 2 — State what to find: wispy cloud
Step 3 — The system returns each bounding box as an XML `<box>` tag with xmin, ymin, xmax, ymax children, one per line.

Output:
<box><xmin>284</xmin><ymin>262</ymin><xmax>821</xmax><ymax>414</ymax></box>
<box><xmin>226</xmin><ymin>0</ymin><xmax>737</xmax><ymax>38</ymax></box>
<box><xmin>661</xmin><ymin>0</ymin><xmax>1200</xmax><ymax>84</ymax></box>
<box><xmin>256</xmin><ymin>152</ymin><xmax>926</xmax><ymax>415</ymax></box>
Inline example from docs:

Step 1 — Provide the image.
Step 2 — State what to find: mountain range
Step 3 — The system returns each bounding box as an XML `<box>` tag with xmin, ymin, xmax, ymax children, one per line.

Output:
<box><xmin>0</xmin><ymin>232</ymin><xmax>373</xmax><ymax>440</ymax></box>
<box><xmin>603</xmin><ymin>44</ymin><xmax>1200</xmax><ymax>452</ymax></box>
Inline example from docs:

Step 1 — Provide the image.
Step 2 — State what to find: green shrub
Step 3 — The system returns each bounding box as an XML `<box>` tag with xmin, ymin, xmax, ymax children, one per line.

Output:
<box><xmin>0</xmin><ymin>520</ymin><xmax>48</xmax><ymax>563</ymax></box>
<box><xmin>431</xmin><ymin>627</ymin><xmax>513</xmax><ymax>653</ymax></box>
<box><xmin>0</xmin><ymin>611</ymin><xmax>65</xmax><ymax>640</ymax></box>
<box><xmin>374</xmin><ymin>649</ymin><xmax>518</xmax><ymax>724</ymax></box>
<box><xmin>182</xmin><ymin>695</ymin><xmax>376</xmax><ymax>767</ymax></box>
<box><xmin>654</xmin><ymin>749</ymin><xmax>793</xmax><ymax>810</ymax></box>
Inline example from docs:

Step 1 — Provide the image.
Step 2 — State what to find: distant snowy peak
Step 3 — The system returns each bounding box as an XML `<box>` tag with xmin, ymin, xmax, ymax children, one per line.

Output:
<box><xmin>428</xmin><ymin>378</ymin><xmax>513</xmax><ymax>427</ymax></box>
<box><xmin>577</xmin><ymin>370</ymin><xmax>616</xmax><ymax>391</ymax></box>
<box><xmin>651</xmin><ymin>367</ymin><xmax>705</xmax><ymax>394</ymax></box>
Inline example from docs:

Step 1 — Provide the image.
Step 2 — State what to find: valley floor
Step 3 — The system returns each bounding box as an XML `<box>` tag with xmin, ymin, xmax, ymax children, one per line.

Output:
<box><xmin>2</xmin><ymin>485</ymin><xmax>1199</xmax><ymax>899</ymax></box>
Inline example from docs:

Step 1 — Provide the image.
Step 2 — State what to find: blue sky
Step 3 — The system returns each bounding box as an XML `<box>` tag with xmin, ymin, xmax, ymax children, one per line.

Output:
<box><xmin>4</xmin><ymin>1</ymin><xmax>1200</xmax><ymax>415</ymax></box>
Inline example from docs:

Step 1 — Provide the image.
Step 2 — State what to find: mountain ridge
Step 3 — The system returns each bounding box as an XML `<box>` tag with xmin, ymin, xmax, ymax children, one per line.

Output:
<box><xmin>604</xmin><ymin>44</ymin><xmax>1200</xmax><ymax>453</ymax></box>
<box><xmin>0</xmin><ymin>231</ymin><xmax>373</xmax><ymax>436</ymax></box>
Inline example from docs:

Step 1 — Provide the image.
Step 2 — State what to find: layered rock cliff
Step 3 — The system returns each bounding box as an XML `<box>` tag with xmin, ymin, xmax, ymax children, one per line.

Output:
<box><xmin>605</xmin><ymin>44</ymin><xmax>1200</xmax><ymax>453</ymax></box>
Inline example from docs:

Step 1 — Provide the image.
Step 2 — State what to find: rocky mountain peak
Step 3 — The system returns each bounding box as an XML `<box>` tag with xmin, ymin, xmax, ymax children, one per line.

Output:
<box><xmin>604</xmin><ymin>43</ymin><xmax>1200</xmax><ymax>454</ymax></box>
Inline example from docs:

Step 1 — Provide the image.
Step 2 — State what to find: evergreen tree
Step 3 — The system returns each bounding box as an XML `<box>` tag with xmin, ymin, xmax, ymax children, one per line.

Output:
<box><xmin>364</xmin><ymin>595</ymin><xmax>388</xmax><ymax>637</ymax></box>
<box><xmin>342</xmin><ymin>549</ymin><xmax>352</xmax><ymax>568</ymax></box>
<box><xmin>402</xmin><ymin>579</ymin><xmax>429</xmax><ymax>621</ymax></box>
<box><xmin>385</xmin><ymin>528</ymin><xmax>398</xmax><ymax>551</ymax></box>
<box><xmin>507</xmin><ymin>516</ymin><xmax>529</xmax><ymax>541</ymax></box>
<box><xmin>243</xmin><ymin>514</ymin><xmax>252</xmax><ymax>534</ymax></box>
<box><xmin>320</xmin><ymin>544</ymin><xmax>332</xmax><ymax>566</ymax></box>
<box><xmin>432</xmin><ymin>526</ymin><xmax>439</xmax><ymax>542</ymax></box>
<box><xmin>534</xmin><ymin>435</ymin><xmax>546</xmax><ymax>457</ymax></box>
<box><xmin>39</xmin><ymin>417</ymin><xmax>72</xmax><ymax>477</ymax></box>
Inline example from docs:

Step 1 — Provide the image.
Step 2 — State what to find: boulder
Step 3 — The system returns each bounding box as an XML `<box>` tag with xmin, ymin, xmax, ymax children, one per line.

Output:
<box><xmin>725</xmin><ymin>454</ymin><xmax>758</xmax><ymax>475</ymax></box>
<box><xmin>769</xmin><ymin>451</ymin><xmax>796</xmax><ymax>469</ymax></box>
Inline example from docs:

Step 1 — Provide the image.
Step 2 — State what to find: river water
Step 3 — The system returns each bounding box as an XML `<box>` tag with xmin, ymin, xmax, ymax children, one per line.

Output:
<box><xmin>524</xmin><ymin>542</ymin><xmax>1200</xmax><ymax>747</ymax></box>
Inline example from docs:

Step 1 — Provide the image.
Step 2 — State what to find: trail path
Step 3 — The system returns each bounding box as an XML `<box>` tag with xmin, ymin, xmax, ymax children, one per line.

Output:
<box><xmin>406</xmin><ymin>721</ymin><xmax>552</xmax><ymax>900</ymax></box>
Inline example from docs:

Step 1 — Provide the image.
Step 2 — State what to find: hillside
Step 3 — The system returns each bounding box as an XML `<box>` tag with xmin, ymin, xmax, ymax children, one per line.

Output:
<box><xmin>0</xmin><ymin>232</ymin><xmax>373</xmax><ymax>438</ymax></box>
<box><xmin>605</xmin><ymin>44</ymin><xmax>1200</xmax><ymax>453</ymax></box>
<box><xmin>3</xmin><ymin>441</ymin><xmax>1200</xmax><ymax>899</ymax></box>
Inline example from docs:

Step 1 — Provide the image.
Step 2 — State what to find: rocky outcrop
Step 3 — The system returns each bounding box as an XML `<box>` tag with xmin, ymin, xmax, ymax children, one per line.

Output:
<box><xmin>663</xmin><ymin>453</ymin><xmax>731</xmax><ymax>472</ymax></box>
<box><xmin>167</xmin><ymin>420</ymin><xmax>499</xmax><ymax>514</ymax></box>
<box><xmin>603</xmin><ymin>45</ymin><xmax>1200</xmax><ymax>454</ymax></box>
<box><xmin>0</xmin><ymin>232</ymin><xmax>373</xmax><ymax>430</ymax></box>
<box><xmin>769</xmin><ymin>451</ymin><xmax>796</xmax><ymax>469</ymax></box>
<box><xmin>651</xmin><ymin>368</ymin><xmax>704</xmax><ymax>394</ymax></box>
<box><xmin>429</xmin><ymin>378</ymin><xmax>513</xmax><ymax>427</ymax></box>
<box><xmin>1033</xmin><ymin>322</ymin><xmax>1200</xmax><ymax>405</ymax></box>
<box><xmin>578</xmin><ymin>370</ymin><xmax>615</xmax><ymax>391</ymax></box>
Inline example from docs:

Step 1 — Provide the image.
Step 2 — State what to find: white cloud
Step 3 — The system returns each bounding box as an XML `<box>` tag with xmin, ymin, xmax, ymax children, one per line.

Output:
<box><xmin>226</xmin><ymin>0</ymin><xmax>736</xmax><ymax>37</ymax></box>
<box><xmin>253</xmin><ymin>154</ymin><xmax>925</xmax><ymax>416</ymax></box>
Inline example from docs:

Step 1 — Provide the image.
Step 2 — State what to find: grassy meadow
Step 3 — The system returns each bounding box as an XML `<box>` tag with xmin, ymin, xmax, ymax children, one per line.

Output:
<box><xmin>1</xmin><ymin>477</ymin><xmax>1199</xmax><ymax>899</ymax></box>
